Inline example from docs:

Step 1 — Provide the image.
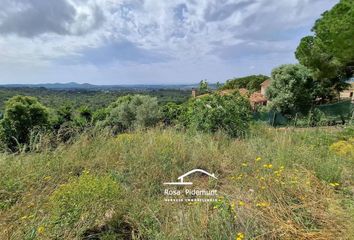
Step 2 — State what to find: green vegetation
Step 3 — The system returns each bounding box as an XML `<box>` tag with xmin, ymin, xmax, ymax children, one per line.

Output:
<box><xmin>220</xmin><ymin>75</ymin><xmax>269</xmax><ymax>92</ymax></box>
<box><xmin>48</xmin><ymin>173</ymin><xmax>123</xmax><ymax>238</ymax></box>
<box><xmin>266</xmin><ymin>64</ymin><xmax>314</xmax><ymax>115</ymax></box>
<box><xmin>0</xmin><ymin>1</ymin><xmax>353</xmax><ymax>239</ymax></box>
<box><xmin>180</xmin><ymin>92</ymin><xmax>252</xmax><ymax>137</ymax></box>
<box><xmin>295</xmin><ymin>0</ymin><xmax>353</xmax><ymax>100</ymax></box>
<box><xmin>198</xmin><ymin>79</ymin><xmax>211</xmax><ymax>95</ymax></box>
<box><xmin>0</xmin><ymin>96</ymin><xmax>49</xmax><ymax>151</ymax></box>
<box><xmin>98</xmin><ymin>95</ymin><xmax>161</xmax><ymax>133</ymax></box>
<box><xmin>0</xmin><ymin>87</ymin><xmax>191</xmax><ymax>112</ymax></box>
<box><xmin>1</xmin><ymin>125</ymin><xmax>353</xmax><ymax>239</ymax></box>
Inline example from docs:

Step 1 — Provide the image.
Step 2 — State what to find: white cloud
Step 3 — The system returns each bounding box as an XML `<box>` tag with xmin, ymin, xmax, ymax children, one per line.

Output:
<box><xmin>0</xmin><ymin>0</ymin><xmax>339</xmax><ymax>84</ymax></box>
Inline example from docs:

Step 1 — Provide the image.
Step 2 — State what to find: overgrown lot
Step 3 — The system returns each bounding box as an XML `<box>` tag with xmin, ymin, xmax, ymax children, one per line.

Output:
<box><xmin>1</xmin><ymin>125</ymin><xmax>354</xmax><ymax>239</ymax></box>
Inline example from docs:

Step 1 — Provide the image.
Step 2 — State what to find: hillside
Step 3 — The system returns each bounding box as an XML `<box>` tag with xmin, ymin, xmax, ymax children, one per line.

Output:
<box><xmin>0</xmin><ymin>82</ymin><xmax>219</xmax><ymax>91</ymax></box>
<box><xmin>0</xmin><ymin>87</ymin><xmax>191</xmax><ymax>112</ymax></box>
<box><xmin>1</xmin><ymin>125</ymin><xmax>353</xmax><ymax>239</ymax></box>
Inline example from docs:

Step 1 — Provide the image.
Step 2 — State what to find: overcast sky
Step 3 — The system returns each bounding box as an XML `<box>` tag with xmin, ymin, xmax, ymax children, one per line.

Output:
<box><xmin>0</xmin><ymin>0</ymin><xmax>339</xmax><ymax>85</ymax></box>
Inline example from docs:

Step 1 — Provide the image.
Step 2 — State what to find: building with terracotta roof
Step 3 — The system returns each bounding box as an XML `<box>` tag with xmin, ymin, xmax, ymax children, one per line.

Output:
<box><xmin>192</xmin><ymin>79</ymin><xmax>272</xmax><ymax>110</ymax></box>
<box><xmin>250</xmin><ymin>92</ymin><xmax>267</xmax><ymax>108</ymax></box>
<box><xmin>260</xmin><ymin>79</ymin><xmax>271</xmax><ymax>96</ymax></box>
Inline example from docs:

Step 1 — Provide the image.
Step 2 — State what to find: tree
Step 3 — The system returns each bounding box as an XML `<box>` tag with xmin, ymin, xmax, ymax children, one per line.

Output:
<box><xmin>199</xmin><ymin>80</ymin><xmax>210</xmax><ymax>94</ymax></box>
<box><xmin>99</xmin><ymin>95</ymin><xmax>160</xmax><ymax>133</ymax></box>
<box><xmin>295</xmin><ymin>0</ymin><xmax>353</xmax><ymax>100</ymax></box>
<box><xmin>266</xmin><ymin>64</ymin><xmax>315</xmax><ymax>116</ymax></box>
<box><xmin>181</xmin><ymin>92</ymin><xmax>252</xmax><ymax>137</ymax></box>
<box><xmin>313</xmin><ymin>0</ymin><xmax>354</xmax><ymax>65</ymax></box>
<box><xmin>0</xmin><ymin>96</ymin><xmax>49</xmax><ymax>151</ymax></box>
<box><xmin>220</xmin><ymin>75</ymin><xmax>269</xmax><ymax>92</ymax></box>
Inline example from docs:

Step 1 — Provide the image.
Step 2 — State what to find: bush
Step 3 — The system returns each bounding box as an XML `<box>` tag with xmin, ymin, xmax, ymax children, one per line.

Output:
<box><xmin>330</xmin><ymin>138</ymin><xmax>354</xmax><ymax>159</ymax></box>
<box><xmin>92</xmin><ymin>108</ymin><xmax>109</xmax><ymax>123</ymax></box>
<box><xmin>182</xmin><ymin>92</ymin><xmax>252</xmax><ymax>137</ymax></box>
<box><xmin>161</xmin><ymin>102</ymin><xmax>183</xmax><ymax>125</ymax></box>
<box><xmin>47</xmin><ymin>173</ymin><xmax>123</xmax><ymax>238</ymax></box>
<box><xmin>99</xmin><ymin>95</ymin><xmax>161</xmax><ymax>133</ymax></box>
<box><xmin>266</xmin><ymin>64</ymin><xmax>314</xmax><ymax>116</ymax></box>
<box><xmin>0</xmin><ymin>96</ymin><xmax>49</xmax><ymax>151</ymax></box>
<box><xmin>78</xmin><ymin>106</ymin><xmax>93</xmax><ymax>123</ymax></box>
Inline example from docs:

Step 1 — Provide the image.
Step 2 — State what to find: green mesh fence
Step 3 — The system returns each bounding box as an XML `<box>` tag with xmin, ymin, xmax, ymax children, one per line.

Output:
<box><xmin>254</xmin><ymin>100</ymin><xmax>354</xmax><ymax>126</ymax></box>
<box><xmin>317</xmin><ymin>100</ymin><xmax>353</xmax><ymax>120</ymax></box>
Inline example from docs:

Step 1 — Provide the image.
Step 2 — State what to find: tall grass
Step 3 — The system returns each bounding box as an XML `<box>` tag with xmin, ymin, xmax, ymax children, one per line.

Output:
<box><xmin>0</xmin><ymin>124</ymin><xmax>353</xmax><ymax>239</ymax></box>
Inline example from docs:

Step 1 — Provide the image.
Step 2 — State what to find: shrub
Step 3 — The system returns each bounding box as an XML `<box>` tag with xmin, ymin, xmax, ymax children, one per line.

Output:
<box><xmin>266</xmin><ymin>64</ymin><xmax>314</xmax><ymax>116</ymax></box>
<box><xmin>92</xmin><ymin>108</ymin><xmax>109</xmax><ymax>123</ymax></box>
<box><xmin>161</xmin><ymin>102</ymin><xmax>183</xmax><ymax>125</ymax></box>
<box><xmin>182</xmin><ymin>92</ymin><xmax>252</xmax><ymax>137</ymax></box>
<box><xmin>330</xmin><ymin>138</ymin><xmax>354</xmax><ymax>159</ymax></box>
<box><xmin>0</xmin><ymin>96</ymin><xmax>49</xmax><ymax>151</ymax></box>
<box><xmin>47</xmin><ymin>173</ymin><xmax>123</xmax><ymax>238</ymax></box>
<box><xmin>99</xmin><ymin>95</ymin><xmax>160</xmax><ymax>133</ymax></box>
<box><xmin>54</xmin><ymin>104</ymin><xmax>73</xmax><ymax>128</ymax></box>
<box><xmin>78</xmin><ymin>106</ymin><xmax>93</xmax><ymax>123</ymax></box>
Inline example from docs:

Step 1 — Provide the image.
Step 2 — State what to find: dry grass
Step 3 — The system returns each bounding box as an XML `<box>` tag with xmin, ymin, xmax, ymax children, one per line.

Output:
<box><xmin>0</xmin><ymin>124</ymin><xmax>353</xmax><ymax>239</ymax></box>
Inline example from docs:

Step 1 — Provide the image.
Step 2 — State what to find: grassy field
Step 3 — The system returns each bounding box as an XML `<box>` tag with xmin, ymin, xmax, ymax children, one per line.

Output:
<box><xmin>1</xmin><ymin>124</ymin><xmax>354</xmax><ymax>239</ymax></box>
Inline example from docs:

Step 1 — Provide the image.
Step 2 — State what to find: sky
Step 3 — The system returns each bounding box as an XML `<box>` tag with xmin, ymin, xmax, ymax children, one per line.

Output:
<box><xmin>0</xmin><ymin>0</ymin><xmax>339</xmax><ymax>85</ymax></box>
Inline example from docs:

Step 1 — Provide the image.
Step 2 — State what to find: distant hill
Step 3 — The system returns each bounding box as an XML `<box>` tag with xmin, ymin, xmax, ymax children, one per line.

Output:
<box><xmin>0</xmin><ymin>82</ymin><xmax>218</xmax><ymax>91</ymax></box>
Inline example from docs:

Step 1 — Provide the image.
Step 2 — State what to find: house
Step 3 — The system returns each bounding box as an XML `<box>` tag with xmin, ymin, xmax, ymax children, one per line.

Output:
<box><xmin>250</xmin><ymin>92</ymin><xmax>267</xmax><ymax>108</ymax></box>
<box><xmin>191</xmin><ymin>88</ymin><xmax>196</xmax><ymax>98</ymax></box>
<box><xmin>192</xmin><ymin>79</ymin><xmax>272</xmax><ymax>110</ymax></box>
<box><xmin>260</xmin><ymin>79</ymin><xmax>271</xmax><ymax>96</ymax></box>
<box><xmin>249</xmin><ymin>79</ymin><xmax>271</xmax><ymax>109</ymax></box>
<box><xmin>340</xmin><ymin>82</ymin><xmax>354</xmax><ymax>102</ymax></box>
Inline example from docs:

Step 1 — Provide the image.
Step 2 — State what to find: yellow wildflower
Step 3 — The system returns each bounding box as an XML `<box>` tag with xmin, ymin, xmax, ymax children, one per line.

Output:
<box><xmin>236</xmin><ymin>232</ymin><xmax>245</xmax><ymax>240</ymax></box>
<box><xmin>43</xmin><ymin>176</ymin><xmax>52</xmax><ymax>180</ymax></box>
<box><xmin>241</xmin><ymin>163</ymin><xmax>248</xmax><ymax>167</ymax></box>
<box><xmin>263</xmin><ymin>164</ymin><xmax>273</xmax><ymax>169</ymax></box>
<box><xmin>231</xmin><ymin>174</ymin><xmax>243</xmax><ymax>180</ymax></box>
<box><xmin>238</xmin><ymin>201</ymin><xmax>245</xmax><ymax>206</ymax></box>
<box><xmin>256</xmin><ymin>202</ymin><xmax>270</xmax><ymax>207</ymax></box>
<box><xmin>274</xmin><ymin>169</ymin><xmax>283</xmax><ymax>177</ymax></box>
<box><xmin>329</xmin><ymin>182</ymin><xmax>340</xmax><ymax>187</ymax></box>
<box><xmin>255</xmin><ymin>157</ymin><xmax>262</xmax><ymax>161</ymax></box>
<box><xmin>330</xmin><ymin>139</ymin><xmax>354</xmax><ymax>157</ymax></box>
<box><xmin>37</xmin><ymin>226</ymin><xmax>45</xmax><ymax>234</ymax></box>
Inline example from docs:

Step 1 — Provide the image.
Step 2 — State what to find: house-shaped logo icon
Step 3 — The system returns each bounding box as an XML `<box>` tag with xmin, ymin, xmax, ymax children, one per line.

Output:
<box><xmin>163</xmin><ymin>169</ymin><xmax>217</xmax><ymax>186</ymax></box>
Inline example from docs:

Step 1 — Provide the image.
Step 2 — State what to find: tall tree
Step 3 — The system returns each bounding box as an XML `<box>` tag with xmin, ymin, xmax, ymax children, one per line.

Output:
<box><xmin>295</xmin><ymin>0</ymin><xmax>353</xmax><ymax>100</ymax></box>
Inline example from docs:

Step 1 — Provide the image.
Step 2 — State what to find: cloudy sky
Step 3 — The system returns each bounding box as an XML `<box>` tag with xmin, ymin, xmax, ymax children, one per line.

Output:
<box><xmin>0</xmin><ymin>0</ymin><xmax>338</xmax><ymax>85</ymax></box>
